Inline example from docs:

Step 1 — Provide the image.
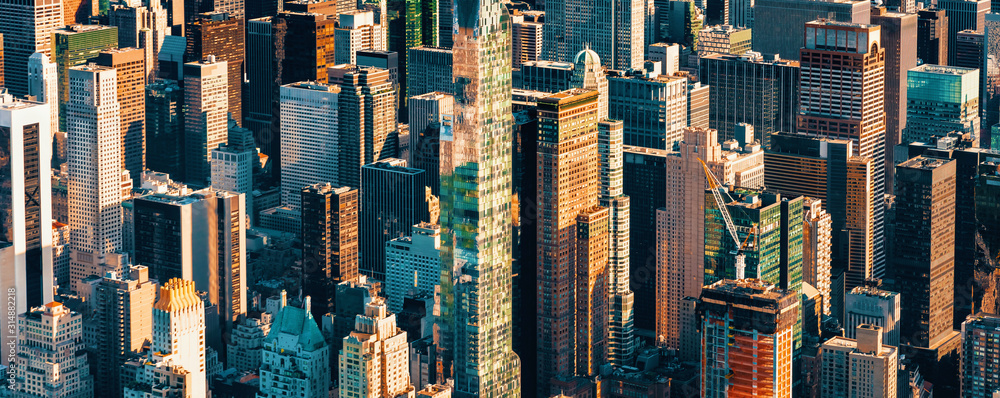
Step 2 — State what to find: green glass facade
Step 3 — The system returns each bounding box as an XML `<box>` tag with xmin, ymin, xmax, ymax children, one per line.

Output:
<box><xmin>54</xmin><ymin>26</ymin><xmax>119</xmax><ymax>131</ymax></box>
<box><xmin>904</xmin><ymin>64</ymin><xmax>981</xmax><ymax>143</ymax></box>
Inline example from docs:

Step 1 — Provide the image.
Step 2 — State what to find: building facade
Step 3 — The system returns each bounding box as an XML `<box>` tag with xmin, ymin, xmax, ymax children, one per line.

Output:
<box><xmin>360</xmin><ymin>159</ymin><xmax>434</xmax><ymax>280</ymax></box>
<box><xmin>300</xmin><ymin>183</ymin><xmax>359</xmax><ymax>320</ymax></box>
<box><xmin>14</xmin><ymin>302</ymin><xmax>93</xmax><ymax>397</ymax></box>
<box><xmin>820</xmin><ymin>325</ymin><xmax>898</xmax><ymax>398</ymax></box>
<box><xmin>183</xmin><ymin>56</ymin><xmax>228</xmax><ymax>187</ymax></box>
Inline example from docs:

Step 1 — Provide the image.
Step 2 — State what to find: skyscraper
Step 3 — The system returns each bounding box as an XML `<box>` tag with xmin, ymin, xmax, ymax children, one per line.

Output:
<box><xmin>334</xmin><ymin>10</ymin><xmax>386</xmax><ymax>65</ymax></box>
<box><xmin>406</xmin><ymin>46</ymin><xmax>453</xmax><ymax>97</ymax></box>
<box><xmin>802</xmin><ymin>198</ymin><xmax>832</xmax><ymax>315</ymax></box>
<box><xmin>258</xmin><ymin>297</ymin><xmax>331</xmax><ymax>398</ymax></box>
<box><xmin>903</xmin><ymin>64</ymin><xmax>980</xmax><ymax>144</ymax></box>
<box><xmin>751</xmin><ymin>0</ymin><xmax>869</xmax><ymax>60</ymax></box>
<box><xmin>211</xmin><ymin>120</ymin><xmax>256</xmax><ymax>215</ymax></box>
<box><xmin>385</xmin><ymin>223</ymin><xmax>440</xmax><ymax>313</ymax></box>
<box><xmin>696</xmin><ymin>24</ymin><xmax>751</xmax><ymax>56</ymax></box>
<box><xmin>0</xmin><ymin>92</ymin><xmax>53</xmax><ymax>334</ymax></box>
<box><xmin>570</xmin><ymin>49</ymin><xmax>609</xmax><ymax>120</ymax></box>
<box><xmin>535</xmin><ymin>89</ymin><xmax>603</xmax><ymax>394</ymax></box>
<box><xmin>955</xmin><ymin>28</ymin><xmax>984</xmax><ymax>69</ymax></box>
<box><xmin>13</xmin><ymin>302</ymin><xmax>94</xmax><ymax>397</ymax></box>
<box><xmin>108</xmin><ymin>2</ymin><xmax>168</xmax><ymax>83</ymax></box>
<box><xmin>598</xmin><ymin>119</ymin><xmax>635</xmax><ymax>367</ymax></box>
<box><xmin>145</xmin><ymin>79</ymin><xmax>184</xmax><ymax>179</ymax></box>
<box><xmin>872</xmin><ymin>8</ymin><xmax>917</xmax><ymax>190</ymax></box>
<box><xmin>512</xmin><ymin>12</ymin><xmax>542</xmax><ymax>69</ymax></box>
<box><xmin>339</xmin><ymin>299</ymin><xmax>415</xmax><ymax>397</ymax></box>
<box><xmin>279</xmin><ymin>81</ymin><xmax>341</xmax><ymax>210</ymax></box>
<box><xmin>300</xmin><ymin>183</ymin><xmax>359</xmax><ymax>320</ymax></box>
<box><xmin>186</xmin><ymin>12</ymin><xmax>245</xmax><ymax>125</ymax></box>
<box><xmin>53</xmin><ymin>25</ymin><xmax>119</xmax><ymax>131</ymax></box>
<box><xmin>961</xmin><ymin>314</ymin><xmax>1000</xmax><ymax>397</ymax></box>
<box><xmin>917</xmin><ymin>9</ymin><xmax>949</xmax><ymax>66</ymax></box>
<box><xmin>699</xmin><ymin>51</ymin><xmax>799</xmax><ymax>147</ymax></box>
<box><xmin>67</xmin><ymin>65</ymin><xmax>124</xmax><ymax>294</ymax></box>
<box><xmin>0</xmin><ymin>0</ymin><xmax>64</xmax><ymax>97</ymax></box>
<box><xmin>89</xmin><ymin>265</ymin><xmax>156</xmax><ymax>398</ymax></box>
<box><xmin>329</xmin><ymin>64</ymin><xmax>398</xmax><ymax>187</ymax></box>
<box><xmin>700</xmin><ymin>279</ymin><xmax>799</xmax><ymax>398</ymax></box>
<box><xmin>845</xmin><ymin>283</ymin><xmax>901</xmax><ymax>346</ymax></box>
<box><xmin>798</xmin><ymin>20</ymin><xmax>887</xmax><ymax>279</ymax></box>
<box><xmin>360</xmin><ymin>159</ymin><xmax>434</xmax><ymax>280</ymax></box>
<box><xmin>938</xmin><ymin>0</ymin><xmax>988</xmax><ymax>65</ymax></box>
<box><xmin>622</xmin><ymin>146</ymin><xmax>667</xmax><ymax>330</ymax></box>
<box><xmin>981</xmin><ymin>13</ymin><xmax>1000</xmax><ymax>145</ymax></box>
<box><xmin>820</xmin><ymin>325</ymin><xmax>899</xmax><ymax>398</ymax></box>
<box><xmin>408</xmin><ymin>91</ymin><xmax>453</xmax><ymax>192</ymax></box>
<box><xmin>437</xmin><ymin>0</ymin><xmax>521</xmax><ymax>393</ymax></box>
<box><xmin>607</xmin><ymin>70</ymin><xmax>688</xmax><ymax>150</ymax></box>
<box><xmin>27</xmin><ymin>52</ymin><xmax>58</xmax><ymax>141</ymax></box>
<box><xmin>96</xmin><ymin>48</ymin><xmax>146</xmax><ymax>183</ymax></box>
<box><xmin>892</xmin><ymin>156</ymin><xmax>957</xmax><ymax>348</ymax></box>
<box><xmin>542</xmin><ymin>0</ymin><xmax>644</xmax><ymax>70</ymax></box>
<box><xmin>183</xmin><ymin>56</ymin><xmax>229</xmax><ymax>187</ymax></box>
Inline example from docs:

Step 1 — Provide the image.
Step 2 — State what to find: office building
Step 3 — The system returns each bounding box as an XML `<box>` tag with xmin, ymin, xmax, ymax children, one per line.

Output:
<box><xmin>211</xmin><ymin>120</ymin><xmax>256</xmax><ymax>215</ymax></box>
<box><xmin>954</xmin><ymin>29</ymin><xmax>984</xmax><ymax>69</ymax></box>
<box><xmin>656</xmin><ymin>126</ymin><xmax>764</xmax><ymax>359</ymax></box>
<box><xmin>752</xmin><ymin>0</ymin><xmax>869</xmax><ymax>60</ymax></box>
<box><xmin>0</xmin><ymin>93</ymin><xmax>53</xmax><ymax>320</ymax></box>
<box><xmin>96</xmin><ymin>48</ymin><xmax>146</xmax><ymax>183</ymax></box>
<box><xmin>0</xmin><ymin>0</ymin><xmax>64</xmax><ymax>97</ymax></box>
<box><xmin>961</xmin><ymin>314</ymin><xmax>1000</xmax><ymax>397</ymax></box>
<box><xmin>802</xmin><ymin>199</ymin><xmax>832</xmax><ymax>316</ymax></box>
<box><xmin>27</xmin><ymin>52</ymin><xmax>59</xmax><ymax>141</ymax></box>
<box><xmin>622</xmin><ymin>146</ymin><xmax>667</xmax><ymax>330</ymax></box>
<box><xmin>356</xmin><ymin>50</ymin><xmax>401</xmax><ymax>116</ymax></box>
<box><xmin>699</xmin><ymin>51</ymin><xmax>799</xmax><ymax>147</ymax></box>
<box><xmin>570</xmin><ymin>49</ymin><xmax>609</xmax><ymax>120</ymax></box>
<box><xmin>535</xmin><ymin>89</ymin><xmax>605</xmax><ymax>393</ymax></box>
<box><xmin>330</xmin><ymin>64</ymin><xmax>398</xmax><ymax>187</ymax></box>
<box><xmin>145</xmin><ymin>79</ymin><xmax>184</xmax><ymax>179</ymax></box>
<box><xmin>89</xmin><ymin>265</ymin><xmax>156</xmax><ymax>397</ymax></box>
<box><xmin>133</xmin><ymin>189</ymin><xmax>247</xmax><ymax>332</ymax></box>
<box><xmin>903</xmin><ymin>65</ymin><xmax>980</xmax><ymax>144</ymax></box>
<box><xmin>53</xmin><ymin>25</ymin><xmax>119</xmax><ymax>131</ymax></box>
<box><xmin>184</xmin><ymin>56</ymin><xmax>228</xmax><ymax>187</ymax></box>
<box><xmin>406</xmin><ymin>46</ymin><xmax>453</xmax><ymax>97</ymax></box>
<box><xmin>124</xmin><ymin>278</ymin><xmax>207</xmax><ymax>397</ymax></box>
<box><xmin>334</xmin><ymin>10</ymin><xmax>385</xmax><ymax>65</ymax></box>
<box><xmin>408</xmin><ymin>92</ymin><xmax>452</xmax><ymax>191</ymax></box>
<box><xmin>608</xmin><ymin>70</ymin><xmax>688</xmax><ymax>149</ymax></box>
<box><xmin>598</xmin><ymin>120</ymin><xmax>635</xmax><ymax>367</ymax></box>
<box><xmin>186</xmin><ymin>12</ymin><xmax>245</xmax><ymax>125</ymax></box>
<box><xmin>917</xmin><ymin>9</ymin><xmax>949</xmax><ymax>66</ymax></box>
<box><xmin>360</xmin><ymin>159</ymin><xmax>434</xmax><ymax>280</ymax></box>
<box><xmin>845</xmin><ymin>283</ymin><xmax>901</xmax><ymax>346</ymax></box>
<box><xmin>278</xmin><ymin>81</ymin><xmax>341</xmax><ymax>210</ymax></box>
<box><xmin>385</xmin><ymin>223</ymin><xmax>440</xmax><ymax>313</ymax></box>
<box><xmin>258</xmin><ymin>297</ymin><xmax>331</xmax><ymax>398</ymax></box>
<box><xmin>52</xmin><ymin>222</ymin><xmax>70</xmax><ymax>288</ymax></box>
<box><xmin>939</xmin><ymin>0</ymin><xmax>989</xmax><ymax>65</ymax></box>
<box><xmin>700</xmin><ymin>279</ymin><xmax>799</xmax><ymax>398</ymax></box>
<box><xmin>339</xmin><ymin>299</ymin><xmax>415</xmax><ymax>397</ymax></box>
<box><xmin>67</xmin><ymin>65</ymin><xmax>125</xmax><ymax>294</ymax></box>
<box><xmin>13</xmin><ymin>302</ymin><xmax>94</xmax><ymax>397</ymax></box>
<box><xmin>661</xmin><ymin>0</ymin><xmax>704</xmax><ymax>49</ymax></box>
<box><xmin>541</xmin><ymin>0</ymin><xmax>644</xmax><ymax>70</ymax></box>
<box><xmin>437</xmin><ymin>0</ymin><xmax>522</xmax><ymax>392</ymax></box>
<box><xmin>892</xmin><ymin>156</ymin><xmax>957</xmax><ymax>349</ymax></box>
<box><xmin>982</xmin><ymin>14</ymin><xmax>1000</xmax><ymax>146</ymax></box>
<box><xmin>227</xmin><ymin>310</ymin><xmax>273</xmax><ymax>372</ymax></box>
<box><xmin>109</xmin><ymin>3</ymin><xmax>169</xmax><ymax>82</ymax></box>
<box><xmin>519</xmin><ymin>60</ymin><xmax>573</xmax><ymax>94</ymax></box>
<box><xmin>512</xmin><ymin>13</ymin><xmax>543</xmax><ymax>69</ymax></box>
<box><xmin>697</xmin><ymin>24</ymin><xmax>751</xmax><ymax>56</ymax></box>
<box><xmin>872</xmin><ymin>9</ymin><xmax>917</xmax><ymax>188</ymax></box>
<box><xmin>820</xmin><ymin>325</ymin><xmax>899</xmax><ymax>398</ymax></box>
<box><xmin>799</xmin><ymin>21</ymin><xmax>887</xmax><ymax>279</ymax></box>
<box><xmin>301</xmin><ymin>183</ymin><xmax>359</xmax><ymax>320</ymax></box>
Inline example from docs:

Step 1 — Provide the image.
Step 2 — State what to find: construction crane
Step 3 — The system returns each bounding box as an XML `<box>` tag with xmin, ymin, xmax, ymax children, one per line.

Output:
<box><xmin>699</xmin><ymin>159</ymin><xmax>755</xmax><ymax>280</ymax></box>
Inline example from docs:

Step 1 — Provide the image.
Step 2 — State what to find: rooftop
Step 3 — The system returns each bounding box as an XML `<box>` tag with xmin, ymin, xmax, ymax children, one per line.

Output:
<box><xmin>898</xmin><ymin>156</ymin><xmax>953</xmax><ymax>170</ymax></box>
<box><xmin>848</xmin><ymin>285</ymin><xmax>899</xmax><ymax>298</ymax></box>
<box><xmin>910</xmin><ymin>64</ymin><xmax>979</xmax><ymax>76</ymax></box>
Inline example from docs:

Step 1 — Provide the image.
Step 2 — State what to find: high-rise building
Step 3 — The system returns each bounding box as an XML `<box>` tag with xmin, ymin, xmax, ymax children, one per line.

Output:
<box><xmin>437</xmin><ymin>0</ymin><xmax>522</xmax><ymax>393</ymax></box>
<box><xmin>385</xmin><ymin>223</ymin><xmax>440</xmax><ymax>313</ymax></box>
<box><xmin>961</xmin><ymin>314</ymin><xmax>1000</xmax><ymax>397</ymax></box>
<box><xmin>124</xmin><ymin>278</ymin><xmax>207</xmax><ymax>397</ymax></box>
<box><xmin>982</xmin><ymin>13</ymin><xmax>1000</xmax><ymax>146</ymax></box>
<box><xmin>903</xmin><ymin>65</ymin><xmax>980</xmax><ymax>144</ymax></box>
<box><xmin>520</xmin><ymin>60</ymin><xmax>575</xmax><ymax>93</ymax></box>
<box><xmin>329</xmin><ymin>64</ymin><xmax>398</xmax><ymax>187</ymax></box>
<box><xmin>607</xmin><ymin>70</ymin><xmax>688</xmax><ymax>150</ymax></box>
<box><xmin>570</xmin><ymin>49</ymin><xmax>609</xmax><ymax>120</ymax></box>
<box><xmin>799</xmin><ymin>20</ymin><xmax>887</xmax><ymax>279</ymax></box>
<box><xmin>258</xmin><ymin>297</ymin><xmax>331</xmax><ymax>398</ymax></box>
<box><xmin>406</xmin><ymin>46</ymin><xmax>453</xmax><ymax>97</ymax></box>
<box><xmin>278</xmin><ymin>81</ymin><xmax>341</xmax><ymax>210</ymax></box>
<box><xmin>108</xmin><ymin>2</ymin><xmax>168</xmax><ymax>83</ymax></box>
<box><xmin>700</xmin><ymin>279</ymin><xmax>799</xmax><ymax>398</ymax></box>
<box><xmin>0</xmin><ymin>92</ymin><xmax>53</xmax><ymax>359</ymax></box>
<box><xmin>408</xmin><ymin>91</ymin><xmax>452</xmax><ymax>191</ymax></box>
<box><xmin>917</xmin><ymin>9</ymin><xmax>949</xmax><ymax>66</ymax></box>
<box><xmin>696</xmin><ymin>24</ymin><xmax>751</xmax><ymax>56</ymax></box>
<box><xmin>67</xmin><ymin>65</ymin><xmax>125</xmax><ymax>294</ymax></box>
<box><xmin>186</xmin><ymin>12</ymin><xmax>245</xmax><ymax>125</ymax></box>
<box><xmin>27</xmin><ymin>52</ymin><xmax>58</xmax><ymax>142</ymax></box>
<box><xmin>0</xmin><ymin>0</ymin><xmax>64</xmax><ymax>97</ymax></box>
<box><xmin>13</xmin><ymin>302</ymin><xmax>94</xmax><ymax>397</ymax></box>
<box><xmin>356</xmin><ymin>50</ymin><xmax>401</xmax><ymax>117</ymax></box>
<box><xmin>939</xmin><ymin>0</ymin><xmax>989</xmax><ymax>65</ymax></box>
<box><xmin>339</xmin><ymin>299</ymin><xmax>415</xmax><ymax>397</ymax></box>
<box><xmin>183</xmin><ymin>56</ymin><xmax>229</xmax><ymax>187</ymax></box>
<box><xmin>512</xmin><ymin>13</ymin><xmax>543</xmax><ymax>69</ymax></box>
<box><xmin>622</xmin><ymin>146</ymin><xmax>668</xmax><ymax>330</ymax></box>
<box><xmin>845</xmin><ymin>283</ymin><xmax>901</xmax><ymax>346</ymax></box>
<box><xmin>661</xmin><ymin>0</ymin><xmax>704</xmax><ymax>49</ymax></box>
<box><xmin>301</xmin><ymin>183</ymin><xmax>359</xmax><ymax>320</ymax></box>
<box><xmin>360</xmin><ymin>159</ymin><xmax>434</xmax><ymax>280</ymax></box>
<box><xmin>820</xmin><ymin>325</ymin><xmax>899</xmax><ymax>398</ymax></box>
<box><xmin>145</xmin><ymin>79</ymin><xmax>184</xmax><ymax>179</ymax></box>
<box><xmin>89</xmin><ymin>265</ymin><xmax>156</xmax><ymax>398</ymax></box>
<box><xmin>53</xmin><ymin>25</ymin><xmax>119</xmax><ymax>131</ymax></box>
<box><xmin>211</xmin><ymin>120</ymin><xmax>256</xmax><ymax>215</ymax></box>
<box><xmin>598</xmin><ymin>120</ymin><xmax>635</xmax><ymax>367</ymax></box>
<box><xmin>699</xmin><ymin>51</ymin><xmax>799</xmax><ymax>147</ymax></box>
<box><xmin>133</xmin><ymin>189</ymin><xmax>247</xmax><ymax>332</ymax></box>
<box><xmin>802</xmin><ymin>198</ymin><xmax>832</xmax><ymax>316</ymax></box>
<box><xmin>892</xmin><ymin>156</ymin><xmax>957</xmax><ymax>348</ymax></box>
<box><xmin>534</xmin><ymin>89</ymin><xmax>605</xmax><ymax>394</ymax></box>
<box><xmin>96</xmin><ymin>48</ymin><xmax>146</xmax><ymax>183</ymax></box>
<box><xmin>334</xmin><ymin>10</ymin><xmax>386</xmax><ymax>65</ymax></box>
<box><xmin>656</xmin><ymin>126</ymin><xmax>764</xmax><ymax>358</ymax></box>
<box><xmin>542</xmin><ymin>0</ymin><xmax>644</xmax><ymax>70</ymax></box>
<box><xmin>954</xmin><ymin>29</ymin><xmax>984</xmax><ymax>69</ymax></box>
<box><xmin>226</xmin><ymin>309</ymin><xmax>273</xmax><ymax>372</ymax></box>
<box><xmin>751</xmin><ymin>0</ymin><xmax>869</xmax><ymax>60</ymax></box>
<box><xmin>872</xmin><ymin>8</ymin><xmax>917</xmax><ymax>190</ymax></box>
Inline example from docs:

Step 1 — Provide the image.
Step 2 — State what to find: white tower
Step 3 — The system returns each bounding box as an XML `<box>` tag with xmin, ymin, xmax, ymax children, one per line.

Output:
<box><xmin>183</xmin><ymin>56</ymin><xmax>228</xmax><ymax>187</ymax></box>
<box><xmin>27</xmin><ymin>52</ymin><xmax>58</xmax><ymax>139</ymax></box>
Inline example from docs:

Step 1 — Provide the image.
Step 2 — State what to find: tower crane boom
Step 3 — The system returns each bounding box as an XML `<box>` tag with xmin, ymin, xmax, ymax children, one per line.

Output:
<box><xmin>698</xmin><ymin>158</ymin><xmax>752</xmax><ymax>280</ymax></box>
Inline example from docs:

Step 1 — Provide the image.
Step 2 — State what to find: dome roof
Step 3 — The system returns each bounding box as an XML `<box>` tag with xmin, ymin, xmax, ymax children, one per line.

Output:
<box><xmin>574</xmin><ymin>48</ymin><xmax>601</xmax><ymax>68</ymax></box>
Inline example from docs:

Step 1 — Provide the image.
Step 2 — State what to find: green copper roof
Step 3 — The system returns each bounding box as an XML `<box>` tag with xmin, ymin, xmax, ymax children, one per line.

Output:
<box><xmin>265</xmin><ymin>305</ymin><xmax>327</xmax><ymax>352</ymax></box>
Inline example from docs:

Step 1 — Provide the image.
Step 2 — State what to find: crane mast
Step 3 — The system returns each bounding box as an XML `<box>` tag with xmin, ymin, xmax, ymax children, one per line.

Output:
<box><xmin>698</xmin><ymin>159</ymin><xmax>750</xmax><ymax>280</ymax></box>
